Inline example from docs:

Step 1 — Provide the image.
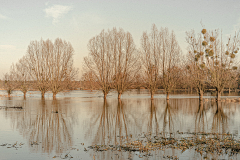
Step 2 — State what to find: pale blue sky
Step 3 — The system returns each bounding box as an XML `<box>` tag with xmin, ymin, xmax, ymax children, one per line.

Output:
<box><xmin>1</xmin><ymin>0</ymin><xmax>240</xmax><ymax>78</ymax></box>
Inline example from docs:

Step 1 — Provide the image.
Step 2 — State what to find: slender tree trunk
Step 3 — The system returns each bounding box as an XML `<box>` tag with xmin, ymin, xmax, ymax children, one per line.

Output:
<box><xmin>41</xmin><ymin>91</ymin><xmax>45</xmax><ymax>99</ymax></box>
<box><xmin>23</xmin><ymin>91</ymin><xmax>26</xmax><ymax>99</ymax></box>
<box><xmin>7</xmin><ymin>90</ymin><xmax>11</xmax><ymax>97</ymax></box>
<box><xmin>150</xmin><ymin>90</ymin><xmax>154</xmax><ymax>99</ymax></box>
<box><xmin>199</xmin><ymin>89</ymin><xmax>203</xmax><ymax>101</ymax></box>
<box><xmin>217</xmin><ymin>90</ymin><xmax>221</xmax><ymax>101</ymax></box>
<box><xmin>118</xmin><ymin>93</ymin><xmax>122</xmax><ymax>99</ymax></box>
<box><xmin>166</xmin><ymin>92</ymin><xmax>170</xmax><ymax>100</ymax></box>
<box><xmin>104</xmin><ymin>93</ymin><xmax>107</xmax><ymax>99</ymax></box>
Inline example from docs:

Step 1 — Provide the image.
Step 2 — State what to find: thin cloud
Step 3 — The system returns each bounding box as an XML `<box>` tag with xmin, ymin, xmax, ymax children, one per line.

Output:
<box><xmin>44</xmin><ymin>4</ymin><xmax>73</xmax><ymax>24</ymax></box>
<box><xmin>0</xmin><ymin>13</ymin><xmax>7</xmax><ymax>19</ymax></box>
<box><xmin>0</xmin><ymin>45</ymin><xmax>16</xmax><ymax>51</ymax></box>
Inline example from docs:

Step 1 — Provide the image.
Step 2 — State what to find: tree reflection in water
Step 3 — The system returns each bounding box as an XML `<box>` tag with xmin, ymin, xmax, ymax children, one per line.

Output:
<box><xmin>195</xmin><ymin>100</ymin><xmax>209</xmax><ymax>132</ymax></box>
<box><xmin>163</xmin><ymin>100</ymin><xmax>175</xmax><ymax>134</ymax></box>
<box><xmin>5</xmin><ymin>98</ymin><xmax>76</xmax><ymax>155</ymax></box>
<box><xmin>211</xmin><ymin>101</ymin><xmax>228</xmax><ymax>134</ymax></box>
<box><xmin>85</xmin><ymin>99</ymin><xmax>132</xmax><ymax>160</ymax></box>
<box><xmin>147</xmin><ymin>99</ymin><xmax>159</xmax><ymax>135</ymax></box>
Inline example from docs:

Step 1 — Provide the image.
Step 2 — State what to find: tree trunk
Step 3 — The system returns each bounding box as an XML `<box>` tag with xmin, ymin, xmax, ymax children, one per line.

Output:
<box><xmin>166</xmin><ymin>92</ymin><xmax>170</xmax><ymax>100</ymax></box>
<box><xmin>23</xmin><ymin>91</ymin><xmax>26</xmax><ymax>99</ymax></box>
<box><xmin>41</xmin><ymin>91</ymin><xmax>45</xmax><ymax>99</ymax></box>
<box><xmin>118</xmin><ymin>93</ymin><xmax>122</xmax><ymax>99</ymax></box>
<box><xmin>217</xmin><ymin>90</ymin><xmax>221</xmax><ymax>101</ymax></box>
<box><xmin>53</xmin><ymin>92</ymin><xmax>57</xmax><ymax>100</ymax></box>
<box><xmin>199</xmin><ymin>89</ymin><xmax>203</xmax><ymax>101</ymax></box>
<box><xmin>104</xmin><ymin>93</ymin><xmax>107</xmax><ymax>99</ymax></box>
<box><xmin>150</xmin><ymin>91</ymin><xmax>154</xmax><ymax>99</ymax></box>
<box><xmin>7</xmin><ymin>90</ymin><xmax>11</xmax><ymax>97</ymax></box>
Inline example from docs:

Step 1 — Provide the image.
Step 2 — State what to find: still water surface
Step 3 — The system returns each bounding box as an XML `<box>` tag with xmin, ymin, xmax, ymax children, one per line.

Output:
<box><xmin>0</xmin><ymin>90</ymin><xmax>240</xmax><ymax>160</ymax></box>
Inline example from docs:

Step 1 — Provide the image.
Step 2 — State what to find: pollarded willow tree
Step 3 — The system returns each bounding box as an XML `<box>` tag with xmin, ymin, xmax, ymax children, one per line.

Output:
<box><xmin>26</xmin><ymin>38</ymin><xmax>77</xmax><ymax>99</ymax></box>
<box><xmin>187</xmin><ymin>28</ymin><xmax>240</xmax><ymax>100</ymax></box>
<box><xmin>15</xmin><ymin>56</ymin><xmax>31</xmax><ymax>98</ymax></box>
<box><xmin>160</xmin><ymin>28</ymin><xmax>182</xmax><ymax>100</ymax></box>
<box><xmin>84</xmin><ymin>30</ymin><xmax>113</xmax><ymax>99</ymax></box>
<box><xmin>186</xmin><ymin>30</ymin><xmax>208</xmax><ymax>100</ymax></box>
<box><xmin>48</xmin><ymin>38</ymin><xmax>78</xmax><ymax>99</ymax></box>
<box><xmin>141</xmin><ymin>25</ymin><xmax>161</xmax><ymax>99</ymax></box>
<box><xmin>141</xmin><ymin>24</ymin><xmax>182</xmax><ymax>100</ymax></box>
<box><xmin>84</xmin><ymin>28</ymin><xmax>138</xmax><ymax>99</ymax></box>
<box><xmin>110</xmin><ymin>28</ymin><xmax>139</xmax><ymax>99</ymax></box>
<box><xmin>27</xmin><ymin>39</ymin><xmax>51</xmax><ymax>98</ymax></box>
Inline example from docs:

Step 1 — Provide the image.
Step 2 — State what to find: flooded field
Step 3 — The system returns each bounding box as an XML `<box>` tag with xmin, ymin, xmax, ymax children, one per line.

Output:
<box><xmin>0</xmin><ymin>90</ymin><xmax>240</xmax><ymax>160</ymax></box>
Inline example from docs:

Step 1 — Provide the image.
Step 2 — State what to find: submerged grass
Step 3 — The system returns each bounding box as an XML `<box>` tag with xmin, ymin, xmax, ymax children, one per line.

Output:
<box><xmin>87</xmin><ymin>131</ymin><xmax>240</xmax><ymax>157</ymax></box>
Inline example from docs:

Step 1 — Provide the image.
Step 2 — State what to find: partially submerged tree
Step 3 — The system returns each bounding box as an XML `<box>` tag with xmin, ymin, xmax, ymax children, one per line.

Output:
<box><xmin>48</xmin><ymin>38</ymin><xmax>78</xmax><ymax>99</ymax></box>
<box><xmin>186</xmin><ymin>28</ymin><xmax>240</xmax><ymax>100</ymax></box>
<box><xmin>186</xmin><ymin>30</ymin><xmax>208</xmax><ymax>100</ymax></box>
<box><xmin>26</xmin><ymin>38</ymin><xmax>77</xmax><ymax>99</ymax></box>
<box><xmin>141</xmin><ymin>24</ymin><xmax>182</xmax><ymax>99</ymax></box>
<box><xmin>84</xmin><ymin>30</ymin><xmax>113</xmax><ymax>99</ymax></box>
<box><xmin>141</xmin><ymin>24</ymin><xmax>161</xmax><ymax>99</ymax></box>
<box><xmin>160</xmin><ymin>28</ymin><xmax>182</xmax><ymax>100</ymax></box>
<box><xmin>27</xmin><ymin>39</ymin><xmax>51</xmax><ymax>98</ymax></box>
<box><xmin>15</xmin><ymin>56</ymin><xmax>31</xmax><ymax>98</ymax></box>
<box><xmin>110</xmin><ymin>28</ymin><xmax>139</xmax><ymax>99</ymax></box>
<box><xmin>84</xmin><ymin>28</ymin><xmax>138</xmax><ymax>99</ymax></box>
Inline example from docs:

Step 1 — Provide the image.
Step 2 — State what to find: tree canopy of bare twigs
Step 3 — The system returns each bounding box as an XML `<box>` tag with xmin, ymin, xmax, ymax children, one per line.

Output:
<box><xmin>84</xmin><ymin>28</ymin><xmax>138</xmax><ymax>99</ymax></box>
<box><xmin>26</xmin><ymin>38</ymin><xmax>77</xmax><ymax>99</ymax></box>
<box><xmin>111</xmin><ymin>28</ymin><xmax>139</xmax><ymax>99</ymax></box>
<box><xmin>141</xmin><ymin>24</ymin><xmax>182</xmax><ymax>99</ymax></box>
<box><xmin>15</xmin><ymin>56</ymin><xmax>31</xmax><ymax>98</ymax></box>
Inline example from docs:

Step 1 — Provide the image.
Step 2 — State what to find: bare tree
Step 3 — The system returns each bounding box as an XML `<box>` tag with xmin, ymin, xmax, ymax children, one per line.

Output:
<box><xmin>26</xmin><ymin>39</ymin><xmax>51</xmax><ymax>98</ymax></box>
<box><xmin>141</xmin><ymin>24</ymin><xmax>161</xmax><ymax>99</ymax></box>
<box><xmin>84</xmin><ymin>29</ymin><xmax>114</xmax><ymax>99</ymax></box>
<box><xmin>110</xmin><ymin>28</ymin><xmax>139</xmax><ymax>99</ymax></box>
<box><xmin>187</xmin><ymin>28</ymin><xmax>240</xmax><ymax>100</ymax></box>
<box><xmin>26</xmin><ymin>38</ymin><xmax>77</xmax><ymax>99</ymax></box>
<box><xmin>141</xmin><ymin>24</ymin><xmax>182</xmax><ymax>100</ymax></box>
<box><xmin>48</xmin><ymin>38</ymin><xmax>78</xmax><ymax>99</ymax></box>
<box><xmin>160</xmin><ymin>28</ymin><xmax>182</xmax><ymax>100</ymax></box>
<box><xmin>15</xmin><ymin>56</ymin><xmax>31</xmax><ymax>98</ymax></box>
<box><xmin>186</xmin><ymin>30</ymin><xmax>210</xmax><ymax>100</ymax></box>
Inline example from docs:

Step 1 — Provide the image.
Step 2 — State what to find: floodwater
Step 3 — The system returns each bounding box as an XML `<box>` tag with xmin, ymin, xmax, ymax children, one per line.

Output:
<box><xmin>0</xmin><ymin>90</ymin><xmax>240</xmax><ymax>160</ymax></box>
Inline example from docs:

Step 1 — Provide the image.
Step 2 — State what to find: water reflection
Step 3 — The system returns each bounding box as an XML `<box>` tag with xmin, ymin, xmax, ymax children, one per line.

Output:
<box><xmin>85</xmin><ymin>99</ymin><xmax>132</xmax><ymax>160</ymax></box>
<box><xmin>195</xmin><ymin>101</ymin><xmax>209</xmax><ymax>132</ymax></box>
<box><xmin>86</xmin><ymin>99</ymin><xmax>130</xmax><ymax>146</ymax></box>
<box><xmin>84</xmin><ymin>98</ymin><xmax>240</xmax><ymax>160</ymax></box>
<box><xmin>1</xmin><ymin>91</ymin><xmax>240</xmax><ymax>160</ymax></box>
<box><xmin>4</xmin><ymin>98</ymin><xmax>76</xmax><ymax>155</ymax></box>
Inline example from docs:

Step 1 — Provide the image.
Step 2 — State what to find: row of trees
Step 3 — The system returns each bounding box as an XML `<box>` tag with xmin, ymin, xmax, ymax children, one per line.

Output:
<box><xmin>3</xmin><ymin>38</ymin><xmax>78</xmax><ymax>99</ymax></box>
<box><xmin>82</xmin><ymin>24</ymin><xmax>240</xmax><ymax>101</ymax></box>
<box><xmin>2</xmin><ymin>24</ymin><xmax>239</xmax><ymax>100</ymax></box>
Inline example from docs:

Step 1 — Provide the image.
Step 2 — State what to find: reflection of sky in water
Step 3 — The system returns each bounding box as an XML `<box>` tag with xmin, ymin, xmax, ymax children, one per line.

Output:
<box><xmin>0</xmin><ymin>90</ymin><xmax>240</xmax><ymax>159</ymax></box>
